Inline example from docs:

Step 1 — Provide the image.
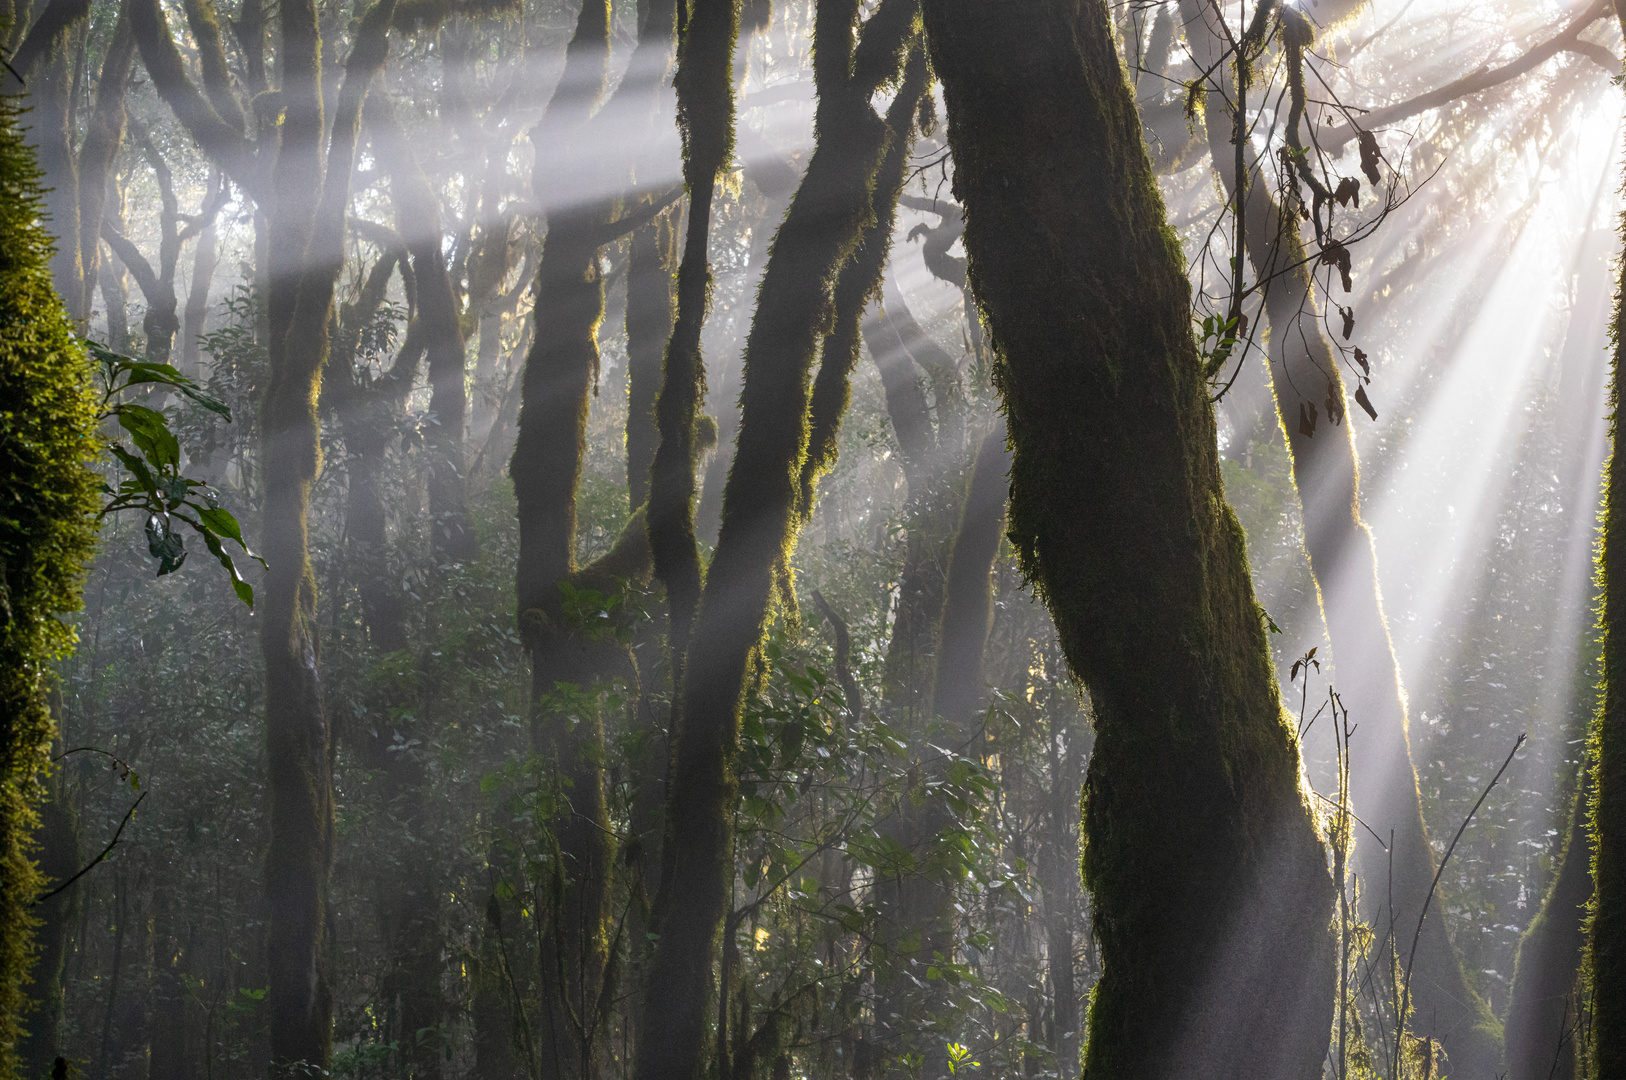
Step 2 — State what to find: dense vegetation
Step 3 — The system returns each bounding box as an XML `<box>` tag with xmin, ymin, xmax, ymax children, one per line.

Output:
<box><xmin>0</xmin><ymin>0</ymin><xmax>1622</xmax><ymax>1077</ymax></box>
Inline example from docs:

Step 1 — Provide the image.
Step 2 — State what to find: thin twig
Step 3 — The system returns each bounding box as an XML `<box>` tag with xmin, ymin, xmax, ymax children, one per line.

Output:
<box><xmin>34</xmin><ymin>791</ymin><xmax>147</xmax><ymax>905</ymax></box>
<box><xmin>1398</xmin><ymin>732</ymin><xmax>1526</xmax><ymax>1038</ymax></box>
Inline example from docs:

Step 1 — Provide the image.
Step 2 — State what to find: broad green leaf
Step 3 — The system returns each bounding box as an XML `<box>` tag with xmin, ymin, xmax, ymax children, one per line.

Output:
<box><xmin>116</xmin><ymin>405</ymin><xmax>180</xmax><ymax>469</ymax></box>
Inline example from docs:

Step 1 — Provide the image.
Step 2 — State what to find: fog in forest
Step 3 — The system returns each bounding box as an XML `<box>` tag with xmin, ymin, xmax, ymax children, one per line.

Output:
<box><xmin>0</xmin><ymin>0</ymin><xmax>1620</xmax><ymax>1077</ymax></box>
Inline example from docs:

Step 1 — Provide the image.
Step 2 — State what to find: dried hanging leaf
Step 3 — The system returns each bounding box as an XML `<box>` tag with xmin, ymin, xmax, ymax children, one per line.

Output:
<box><xmin>1353</xmin><ymin>347</ymin><xmax>1370</xmax><ymax>377</ymax></box>
<box><xmin>1335</xmin><ymin>176</ymin><xmax>1360</xmax><ymax>208</ymax></box>
<box><xmin>1326</xmin><ymin>381</ymin><xmax>1345</xmax><ymax>426</ymax></box>
<box><xmin>1299</xmin><ymin>400</ymin><xmax>1318</xmax><ymax>438</ymax></box>
<box><xmin>1358</xmin><ymin>130</ymin><xmax>1383</xmax><ymax>185</ymax></box>
<box><xmin>1320</xmin><ymin>241</ymin><xmax>1353</xmax><ymax>292</ymax></box>
<box><xmin>1340</xmin><ymin>306</ymin><xmax>1354</xmax><ymax>340</ymax></box>
<box><xmin>1354</xmin><ymin>383</ymin><xmax>1378</xmax><ymax>420</ymax></box>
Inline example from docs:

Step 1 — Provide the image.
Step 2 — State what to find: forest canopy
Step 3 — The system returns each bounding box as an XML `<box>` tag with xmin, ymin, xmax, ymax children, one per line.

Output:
<box><xmin>0</xmin><ymin>0</ymin><xmax>1622</xmax><ymax>1078</ymax></box>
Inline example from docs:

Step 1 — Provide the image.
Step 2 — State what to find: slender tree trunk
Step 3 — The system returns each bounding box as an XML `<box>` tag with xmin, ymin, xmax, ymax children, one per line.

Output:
<box><xmin>257</xmin><ymin>4</ymin><xmax>396</xmax><ymax>1073</ymax></box>
<box><xmin>75</xmin><ymin>2</ymin><xmax>134</xmax><ymax>330</ymax></box>
<box><xmin>633</xmin><ymin>4</ymin><xmax>920</xmax><ymax>1077</ymax></box>
<box><xmin>508</xmin><ymin>1</ymin><xmax>676</xmax><ymax>1074</ymax></box>
<box><xmin>929</xmin><ymin>419</ymin><xmax>1008</xmax><ymax>729</ymax></box>
<box><xmin>626</xmin><ymin>208</ymin><xmax>679</xmax><ymax>510</ymax></box>
<box><xmin>873</xmin><ymin>414</ymin><xmax>1005</xmax><ymax>1077</ymax></box>
<box><xmin>181</xmin><ymin>204</ymin><xmax>220</xmax><ymax>378</ymax></box>
<box><xmin>923</xmin><ymin>2</ymin><xmax>1337</xmax><ymax>1077</ymax></box>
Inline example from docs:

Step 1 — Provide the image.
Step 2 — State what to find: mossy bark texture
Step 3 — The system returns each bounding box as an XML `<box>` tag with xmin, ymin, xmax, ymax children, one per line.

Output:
<box><xmin>922</xmin><ymin>2</ymin><xmax>1336</xmax><ymax>1076</ymax></box>
<box><xmin>647</xmin><ymin>0</ymin><xmax>739</xmax><ymax>674</ymax></box>
<box><xmin>128</xmin><ymin>0</ymin><xmax>396</xmax><ymax>1071</ymax></box>
<box><xmin>1177</xmin><ymin>7</ymin><xmax>1500</xmax><ymax>1068</ymax></box>
<box><xmin>633</xmin><ymin>3</ymin><xmax>919</xmax><ymax>1078</ymax></box>
<box><xmin>0</xmin><ymin>92</ymin><xmax>100</xmax><ymax>1080</ymax></box>
<box><xmin>1589</xmin><ymin>94</ymin><xmax>1626</xmax><ymax>1078</ymax></box>
<box><xmin>509</xmin><ymin>2</ymin><xmax>679</xmax><ymax>1073</ymax></box>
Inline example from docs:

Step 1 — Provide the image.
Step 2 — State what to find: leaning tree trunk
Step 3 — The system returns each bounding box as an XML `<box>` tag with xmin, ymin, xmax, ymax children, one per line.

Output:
<box><xmin>1174</xmin><ymin>5</ymin><xmax>1500</xmax><ymax>1068</ymax></box>
<box><xmin>632</xmin><ymin>3</ymin><xmax>921</xmax><ymax>1078</ymax></box>
<box><xmin>922</xmin><ymin>2</ymin><xmax>1336</xmax><ymax>1077</ymax></box>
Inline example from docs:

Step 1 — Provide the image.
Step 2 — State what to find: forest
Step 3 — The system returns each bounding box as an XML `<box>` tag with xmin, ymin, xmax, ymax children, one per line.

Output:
<box><xmin>0</xmin><ymin>0</ymin><xmax>1622</xmax><ymax>1076</ymax></box>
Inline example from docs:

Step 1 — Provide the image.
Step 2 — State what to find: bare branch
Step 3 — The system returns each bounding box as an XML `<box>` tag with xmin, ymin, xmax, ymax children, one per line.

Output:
<box><xmin>1321</xmin><ymin>0</ymin><xmax>1611</xmax><ymax>152</ymax></box>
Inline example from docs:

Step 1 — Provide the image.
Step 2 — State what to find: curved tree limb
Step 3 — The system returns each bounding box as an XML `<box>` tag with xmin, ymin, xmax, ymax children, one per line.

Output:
<box><xmin>1320</xmin><ymin>0</ymin><xmax>1611</xmax><ymax>152</ymax></box>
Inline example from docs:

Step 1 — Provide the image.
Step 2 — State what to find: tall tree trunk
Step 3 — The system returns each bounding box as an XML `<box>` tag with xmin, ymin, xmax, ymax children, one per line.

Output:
<box><xmin>633</xmin><ymin>3</ymin><xmax>920</xmax><ymax>1077</ymax></box>
<box><xmin>922</xmin><ymin>2</ymin><xmax>1337</xmax><ymax>1077</ymax></box>
<box><xmin>1588</xmin><ymin>62</ymin><xmax>1626</xmax><ymax>1071</ymax></box>
<box><xmin>75</xmin><ymin>1</ymin><xmax>134</xmax><ymax>332</ymax></box>
<box><xmin>255</xmin><ymin>3</ymin><xmax>396</xmax><ymax>1072</ymax></box>
<box><xmin>1174</xmin><ymin>6</ymin><xmax>1501</xmax><ymax>1068</ymax></box>
<box><xmin>509</xmin><ymin>0</ymin><xmax>676</xmax><ymax>1074</ymax></box>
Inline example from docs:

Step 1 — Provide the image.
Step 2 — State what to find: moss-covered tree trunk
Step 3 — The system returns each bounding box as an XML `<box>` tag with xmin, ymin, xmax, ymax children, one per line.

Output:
<box><xmin>1174</xmin><ymin>7</ymin><xmax>1499</xmax><ymax>1067</ymax></box>
<box><xmin>631</xmin><ymin>3</ymin><xmax>920</xmax><ymax>1078</ymax></box>
<box><xmin>246</xmin><ymin>2</ymin><xmax>395</xmax><ymax>1072</ymax></box>
<box><xmin>1588</xmin><ymin>84</ymin><xmax>1626</xmax><ymax>1076</ymax></box>
<box><xmin>508</xmin><ymin>1</ymin><xmax>677</xmax><ymax>1073</ymax></box>
<box><xmin>0</xmin><ymin>91</ymin><xmax>100</xmax><ymax>1080</ymax></box>
<box><xmin>626</xmin><ymin>208</ymin><xmax>679</xmax><ymax>510</ymax></box>
<box><xmin>922</xmin><ymin>2</ymin><xmax>1336</xmax><ymax>1076</ymax></box>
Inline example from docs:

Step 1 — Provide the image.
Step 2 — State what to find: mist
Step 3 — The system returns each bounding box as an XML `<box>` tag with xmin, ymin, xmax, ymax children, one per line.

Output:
<box><xmin>0</xmin><ymin>0</ymin><xmax>1620</xmax><ymax>1077</ymax></box>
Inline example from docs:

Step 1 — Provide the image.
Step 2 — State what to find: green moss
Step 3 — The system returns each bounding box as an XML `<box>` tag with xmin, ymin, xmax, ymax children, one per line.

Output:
<box><xmin>923</xmin><ymin>0</ymin><xmax>1336</xmax><ymax>1075</ymax></box>
<box><xmin>1588</xmin><ymin>119</ymin><xmax>1626</xmax><ymax>1080</ymax></box>
<box><xmin>0</xmin><ymin>93</ymin><xmax>101</xmax><ymax>1080</ymax></box>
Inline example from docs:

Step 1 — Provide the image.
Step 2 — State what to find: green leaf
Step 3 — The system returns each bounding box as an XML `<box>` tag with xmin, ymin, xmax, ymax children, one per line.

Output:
<box><xmin>197</xmin><ymin>526</ymin><xmax>256</xmax><ymax>608</ymax></box>
<box><xmin>195</xmin><ymin>505</ymin><xmax>268</xmax><ymax>568</ymax></box>
<box><xmin>116</xmin><ymin>404</ymin><xmax>181</xmax><ymax>470</ymax></box>
<box><xmin>89</xmin><ymin>340</ymin><xmax>233</xmax><ymax>419</ymax></box>
<box><xmin>106</xmin><ymin>444</ymin><xmax>160</xmax><ymax>500</ymax></box>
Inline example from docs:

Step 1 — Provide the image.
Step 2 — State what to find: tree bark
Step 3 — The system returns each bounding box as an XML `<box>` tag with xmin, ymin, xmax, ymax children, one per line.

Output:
<box><xmin>1588</xmin><ymin>76</ymin><xmax>1626</xmax><ymax>1074</ymax></box>
<box><xmin>633</xmin><ymin>4</ymin><xmax>920</xmax><ymax>1078</ymax></box>
<box><xmin>1174</xmin><ymin>5</ymin><xmax>1501</xmax><ymax>1067</ymax></box>
<box><xmin>254</xmin><ymin>2</ymin><xmax>396</xmax><ymax>1072</ymax></box>
<box><xmin>922</xmin><ymin>2</ymin><xmax>1336</xmax><ymax>1077</ymax></box>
